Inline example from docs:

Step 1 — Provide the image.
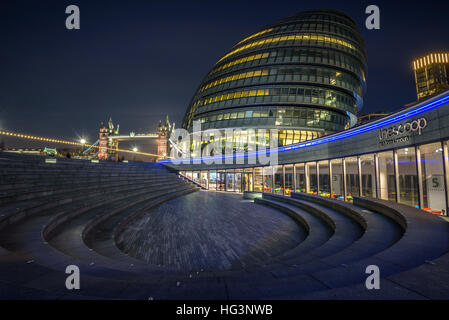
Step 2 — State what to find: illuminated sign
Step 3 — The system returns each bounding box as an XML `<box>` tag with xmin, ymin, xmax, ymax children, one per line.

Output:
<box><xmin>378</xmin><ymin>118</ymin><xmax>427</xmax><ymax>146</ymax></box>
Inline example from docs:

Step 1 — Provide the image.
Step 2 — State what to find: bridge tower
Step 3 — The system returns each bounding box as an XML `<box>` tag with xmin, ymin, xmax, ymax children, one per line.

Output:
<box><xmin>157</xmin><ymin>115</ymin><xmax>172</xmax><ymax>160</ymax></box>
<box><xmin>98</xmin><ymin>118</ymin><xmax>120</xmax><ymax>160</ymax></box>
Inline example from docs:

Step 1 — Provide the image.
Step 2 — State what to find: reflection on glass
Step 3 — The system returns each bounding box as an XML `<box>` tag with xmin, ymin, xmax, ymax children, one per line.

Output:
<box><xmin>263</xmin><ymin>166</ymin><xmax>273</xmax><ymax>193</ymax></box>
<box><xmin>420</xmin><ymin>143</ymin><xmax>446</xmax><ymax>214</ymax></box>
<box><xmin>345</xmin><ymin>157</ymin><xmax>359</xmax><ymax>201</ymax></box>
<box><xmin>360</xmin><ymin>154</ymin><xmax>376</xmax><ymax>198</ymax></box>
<box><xmin>285</xmin><ymin>165</ymin><xmax>294</xmax><ymax>196</ymax></box>
<box><xmin>318</xmin><ymin>160</ymin><xmax>330</xmax><ymax>196</ymax></box>
<box><xmin>378</xmin><ymin>151</ymin><xmax>396</xmax><ymax>201</ymax></box>
<box><xmin>254</xmin><ymin>167</ymin><xmax>263</xmax><ymax>192</ymax></box>
<box><xmin>307</xmin><ymin>162</ymin><xmax>317</xmax><ymax>194</ymax></box>
<box><xmin>397</xmin><ymin>148</ymin><xmax>419</xmax><ymax>208</ymax></box>
<box><xmin>274</xmin><ymin>166</ymin><xmax>283</xmax><ymax>194</ymax></box>
<box><xmin>234</xmin><ymin>172</ymin><xmax>242</xmax><ymax>193</ymax></box>
<box><xmin>243</xmin><ymin>169</ymin><xmax>253</xmax><ymax>192</ymax></box>
<box><xmin>193</xmin><ymin>171</ymin><xmax>201</xmax><ymax>184</ymax></box>
<box><xmin>226</xmin><ymin>171</ymin><xmax>235</xmax><ymax>192</ymax></box>
<box><xmin>331</xmin><ymin>159</ymin><xmax>344</xmax><ymax>200</ymax></box>
<box><xmin>209</xmin><ymin>171</ymin><xmax>217</xmax><ymax>190</ymax></box>
<box><xmin>217</xmin><ymin>171</ymin><xmax>226</xmax><ymax>191</ymax></box>
<box><xmin>295</xmin><ymin>163</ymin><xmax>306</xmax><ymax>192</ymax></box>
<box><xmin>200</xmin><ymin>171</ymin><xmax>209</xmax><ymax>189</ymax></box>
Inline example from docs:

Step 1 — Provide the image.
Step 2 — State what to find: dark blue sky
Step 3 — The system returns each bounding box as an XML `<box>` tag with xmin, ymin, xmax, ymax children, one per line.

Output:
<box><xmin>1</xmin><ymin>0</ymin><xmax>448</xmax><ymax>150</ymax></box>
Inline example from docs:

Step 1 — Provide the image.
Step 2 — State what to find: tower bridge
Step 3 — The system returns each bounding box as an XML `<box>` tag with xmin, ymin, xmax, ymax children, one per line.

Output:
<box><xmin>96</xmin><ymin>116</ymin><xmax>174</xmax><ymax>161</ymax></box>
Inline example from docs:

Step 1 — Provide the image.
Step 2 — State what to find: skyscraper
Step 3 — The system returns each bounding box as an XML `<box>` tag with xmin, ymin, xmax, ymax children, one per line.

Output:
<box><xmin>413</xmin><ymin>53</ymin><xmax>449</xmax><ymax>100</ymax></box>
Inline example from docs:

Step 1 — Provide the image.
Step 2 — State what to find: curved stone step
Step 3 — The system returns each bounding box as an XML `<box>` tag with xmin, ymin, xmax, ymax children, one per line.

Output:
<box><xmin>0</xmin><ymin>180</ymin><xmax>189</xmax><ymax>231</ymax></box>
<box><xmin>252</xmin><ymin>197</ymin><xmax>333</xmax><ymax>260</ymax></box>
<box><xmin>255</xmin><ymin>195</ymin><xmax>403</xmax><ymax>277</ymax></box>
<box><xmin>48</xmin><ymin>187</ymin><xmax>197</xmax><ymax>273</ymax></box>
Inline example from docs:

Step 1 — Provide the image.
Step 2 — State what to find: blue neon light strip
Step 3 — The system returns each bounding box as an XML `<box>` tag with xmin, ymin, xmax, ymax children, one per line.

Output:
<box><xmin>161</xmin><ymin>93</ymin><xmax>449</xmax><ymax>164</ymax></box>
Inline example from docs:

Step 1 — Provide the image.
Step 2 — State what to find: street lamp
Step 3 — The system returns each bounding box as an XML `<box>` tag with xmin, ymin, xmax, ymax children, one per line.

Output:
<box><xmin>80</xmin><ymin>139</ymin><xmax>86</xmax><ymax>158</ymax></box>
<box><xmin>132</xmin><ymin>147</ymin><xmax>138</xmax><ymax>161</ymax></box>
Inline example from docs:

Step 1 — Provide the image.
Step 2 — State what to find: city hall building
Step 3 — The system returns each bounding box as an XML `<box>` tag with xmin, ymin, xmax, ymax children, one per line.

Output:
<box><xmin>162</xmin><ymin>10</ymin><xmax>449</xmax><ymax>217</ymax></box>
<box><xmin>181</xmin><ymin>10</ymin><xmax>367</xmax><ymax>154</ymax></box>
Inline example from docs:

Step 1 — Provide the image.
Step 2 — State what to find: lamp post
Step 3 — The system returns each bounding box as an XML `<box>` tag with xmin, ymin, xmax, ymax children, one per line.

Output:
<box><xmin>80</xmin><ymin>139</ymin><xmax>86</xmax><ymax>158</ymax></box>
<box><xmin>133</xmin><ymin>147</ymin><xmax>138</xmax><ymax>162</ymax></box>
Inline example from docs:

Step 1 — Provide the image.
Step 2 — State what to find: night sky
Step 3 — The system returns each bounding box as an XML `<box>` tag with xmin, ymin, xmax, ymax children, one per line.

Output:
<box><xmin>1</xmin><ymin>0</ymin><xmax>448</xmax><ymax>153</ymax></box>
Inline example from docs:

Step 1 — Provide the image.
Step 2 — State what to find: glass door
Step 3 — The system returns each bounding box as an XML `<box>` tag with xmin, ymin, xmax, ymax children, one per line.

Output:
<box><xmin>243</xmin><ymin>171</ymin><xmax>253</xmax><ymax>192</ymax></box>
<box><xmin>226</xmin><ymin>172</ymin><xmax>235</xmax><ymax>192</ymax></box>
<box><xmin>234</xmin><ymin>173</ymin><xmax>242</xmax><ymax>193</ymax></box>
<box><xmin>217</xmin><ymin>171</ymin><xmax>226</xmax><ymax>191</ymax></box>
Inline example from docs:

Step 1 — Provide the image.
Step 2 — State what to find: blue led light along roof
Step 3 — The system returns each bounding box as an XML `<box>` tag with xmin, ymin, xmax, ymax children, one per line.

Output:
<box><xmin>161</xmin><ymin>92</ymin><xmax>449</xmax><ymax>164</ymax></box>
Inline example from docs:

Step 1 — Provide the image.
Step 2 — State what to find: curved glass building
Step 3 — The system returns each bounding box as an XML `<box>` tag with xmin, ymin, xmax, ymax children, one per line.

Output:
<box><xmin>182</xmin><ymin>9</ymin><xmax>367</xmax><ymax>148</ymax></box>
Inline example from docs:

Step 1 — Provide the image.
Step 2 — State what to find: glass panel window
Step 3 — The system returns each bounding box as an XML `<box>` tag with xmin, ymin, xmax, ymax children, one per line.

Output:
<box><xmin>217</xmin><ymin>171</ymin><xmax>226</xmax><ymax>191</ymax></box>
<box><xmin>254</xmin><ymin>167</ymin><xmax>263</xmax><ymax>192</ymax></box>
<box><xmin>420</xmin><ymin>143</ymin><xmax>446</xmax><ymax>214</ymax></box>
<box><xmin>360</xmin><ymin>154</ymin><xmax>376</xmax><ymax>198</ymax></box>
<box><xmin>234</xmin><ymin>171</ymin><xmax>242</xmax><ymax>193</ymax></box>
<box><xmin>274</xmin><ymin>165</ymin><xmax>284</xmax><ymax>194</ymax></box>
<box><xmin>285</xmin><ymin>165</ymin><xmax>294</xmax><ymax>196</ymax></box>
<box><xmin>263</xmin><ymin>166</ymin><xmax>273</xmax><ymax>193</ymax></box>
<box><xmin>345</xmin><ymin>157</ymin><xmax>359</xmax><ymax>201</ymax></box>
<box><xmin>318</xmin><ymin>160</ymin><xmax>330</xmax><ymax>196</ymax></box>
<box><xmin>331</xmin><ymin>159</ymin><xmax>344</xmax><ymax>200</ymax></box>
<box><xmin>378</xmin><ymin>151</ymin><xmax>396</xmax><ymax>202</ymax></box>
<box><xmin>295</xmin><ymin>163</ymin><xmax>306</xmax><ymax>192</ymax></box>
<box><xmin>209</xmin><ymin>171</ymin><xmax>217</xmax><ymax>190</ymax></box>
<box><xmin>226</xmin><ymin>170</ymin><xmax>235</xmax><ymax>192</ymax></box>
<box><xmin>307</xmin><ymin>162</ymin><xmax>317</xmax><ymax>194</ymax></box>
<box><xmin>397</xmin><ymin>148</ymin><xmax>419</xmax><ymax>208</ymax></box>
<box><xmin>193</xmin><ymin>171</ymin><xmax>201</xmax><ymax>184</ymax></box>
<box><xmin>200</xmin><ymin>171</ymin><xmax>209</xmax><ymax>189</ymax></box>
<box><xmin>243</xmin><ymin>168</ymin><xmax>253</xmax><ymax>192</ymax></box>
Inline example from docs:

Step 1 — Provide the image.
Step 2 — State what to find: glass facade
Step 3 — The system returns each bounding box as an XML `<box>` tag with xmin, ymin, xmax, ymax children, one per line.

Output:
<box><xmin>378</xmin><ymin>151</ymin><xmax>396</xmax><ymax>202</ymax></box>
<box><xmin>413</xmin><ymin>53</ymin><xmax>449</xmax><ymax>100</ymax></box>
<box><xmin>285</xmin><ymin>165</ymin><xmax>294</xmax><ymax>196</ymax></box>
<box><xmin>274</xmin><ymin>165</ymin><xmax>284</xmax><ymax>194</ymax></box>
<box><xmin>397</xmin><ymin>148</ymin><xmax>419</xmax><ymax>208</ymax></box>
<box><xmin>254</xmin><ymin>167</ymin><xmax>263</xmax><ymax>192</ymax></box>
<box><xmin>263</xmin><ymin>166</ymin><xmax>273</xmax><ymax>193</ymax></box>
<box><xmin>318</xmin><ymin>160</ymin><xmax>330</xmax><ymax>195</ymax></box>
<box><xmin>295</xmin><ymin>163</ymin><xmax>306</xmax><ymax>192</ymax></box>
<box><xmin>307</xmin><ymin>162</ymin><xmax>318</xmax><ymax>194</ymax></box>
<box><xmin>181</xmin><ymin>137</ymin><xmax>449</xmax><ymax>216</ymax></box>
<box><xmin>330</xmin><ymin>158</ymin><xmax>344</xmax><ymax>200</ymax></box>
<box><xmin>182</xmin><ymin>10</ymin><xmax>367</xmax><ymax>152</ymax></box>
<box><xmin>360</xmin><ymin>154</ymin><xmax>376</xmax><ymax>198</ymax></box>
<box><xmin>345</xmin><ymin>157</ymin><xmax>359</xmax><ymax>201</ymax></box>
<box><xmin>243</xmin><ymin>168</ymin><xmax>253</xmax><ymax>192</ymax></box>
<box><xmin>420</xmin><ymin>143</ymin><xmax>446</xmax><ymax>214</ymax></box>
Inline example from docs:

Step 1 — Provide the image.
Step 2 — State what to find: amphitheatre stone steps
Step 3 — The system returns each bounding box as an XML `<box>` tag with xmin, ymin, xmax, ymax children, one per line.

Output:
<box><xmin>0</xmin><ymin>174</ymin><xmax>173</xmax><ymax>192</ymax></box>
<box><xmin>253</xmin><ymin>195</ymin><xmax>403</xmax><ymax>275</ymax></box>
<box><xmin>46</xmin><ymin>187</ymin><xmax>197</xmax><ymax>272</ymax></box>
<box><xmin>0</xmin><ymin>180</ymin><xmax>188</xmax><ymax>230</ymax></box>
<box><xmin>0</xmin><ymin>176</ymin><xmax>180</xmax><ymax>204</ymax></box>
<box><xmin>1</xmin><ymin>152</ymin><xmax>449</xmax><ymax>299</ymax></box>
<box><xmin>254</xmin><ymin>195</ymin><xmax>364</xmax><ymax>267</ymax></box>
<box><xmin>0</xmin><ymin>160</ymin><xmax>201</xmax><ymax>298</ymax></box>
<box><xmin>0</xmin><ymin>171</ymin><xmax>174</xmax><ymax>182</ymax></box>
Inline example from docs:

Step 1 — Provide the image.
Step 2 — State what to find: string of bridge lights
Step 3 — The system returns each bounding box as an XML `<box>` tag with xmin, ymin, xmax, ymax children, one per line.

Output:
<box><xmin>0</xmin><ymin>130</ymin><xmax>164</xmax><ymax>158</ymax></box>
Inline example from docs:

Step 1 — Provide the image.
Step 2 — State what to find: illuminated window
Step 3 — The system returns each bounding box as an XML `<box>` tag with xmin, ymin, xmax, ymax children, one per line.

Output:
<box><xmin>216</xmin><ymin>33</ymin><xmax>357</xmax><ymax>64</ymax></box>
<box><xmin>200</xmin><ymin>69</ymin><xmax>269</xmax><ymax>92</ymax></box>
